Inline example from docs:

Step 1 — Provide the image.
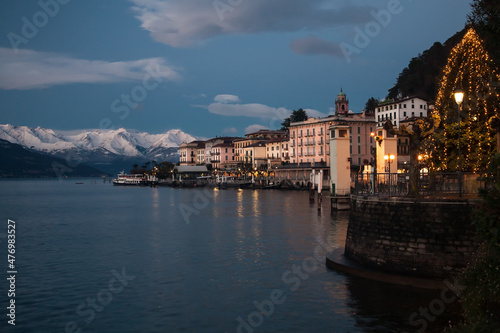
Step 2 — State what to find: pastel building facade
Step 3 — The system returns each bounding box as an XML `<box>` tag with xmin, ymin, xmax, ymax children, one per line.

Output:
<box><xmin>266</xmin><ymin>137</ymin><xmax>290</xmax><ymax>167</ymax></box>
<box><xmin>211</xmin><ymin>143</ymin><xmax>236</xmax><ymax>170</ymax></box>
<box><xmin>289</xmin><ymin>90</ymin><xmax>376</xmax><ymax>169</ymax></box>
<box><xmin>179</xmin><ymin>141</ymin><xmax>204</xmax><ymax>166</ymax></box>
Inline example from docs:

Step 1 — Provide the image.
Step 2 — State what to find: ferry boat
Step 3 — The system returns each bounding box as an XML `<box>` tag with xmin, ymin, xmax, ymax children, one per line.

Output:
<box><xmin>112</xmin><ymin>172</ymin><xmax>146</xmax><ymax>186</ymax></box>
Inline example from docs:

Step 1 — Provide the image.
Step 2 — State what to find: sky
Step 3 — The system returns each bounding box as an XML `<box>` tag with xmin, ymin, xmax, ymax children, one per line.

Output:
<box><xmin>0</xmin><ymin>0</ymin><xmax>472</xmax><ymax>138</ymax></box>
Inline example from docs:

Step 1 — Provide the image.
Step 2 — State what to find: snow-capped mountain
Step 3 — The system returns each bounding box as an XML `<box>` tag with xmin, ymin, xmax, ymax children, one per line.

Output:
<box><xmin>0</xmin><ymin>124</ymin><xmax>199</xmax><ymax>162</ymax></box>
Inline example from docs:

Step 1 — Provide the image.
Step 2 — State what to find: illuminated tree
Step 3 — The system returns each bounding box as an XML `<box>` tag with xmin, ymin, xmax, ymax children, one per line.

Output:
<box><xmin>425</xmin><ymin>27</ymin><xmax>500</xmax><ymax>172</ymax></box>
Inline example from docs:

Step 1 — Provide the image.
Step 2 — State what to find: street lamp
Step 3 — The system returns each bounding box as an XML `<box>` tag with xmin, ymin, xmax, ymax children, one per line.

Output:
<box><xmin>384</xmin><ymin>154</ymin><xmax>395</xmax><ymax>195</ymax></box>
<box><xmin>370</xmin><ymin>132</ymin><xmax>377</xmax><ymax>194</ymax></box>
<box><xmin>384</xmin><ymin>154</ymin><xmax>395</xmax><ymax>173</ymax></box>
<box><xmin>454</xmin><ymin>89</ymin><xmax>463</xmax><ymax>198</ymax></box>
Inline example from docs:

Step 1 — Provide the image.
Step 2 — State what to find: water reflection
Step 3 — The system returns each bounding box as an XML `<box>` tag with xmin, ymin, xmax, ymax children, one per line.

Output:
<box><xmin>344</xmin><ymin>275</ymin><xmax>458</xmax><ymax>333</ymax></box>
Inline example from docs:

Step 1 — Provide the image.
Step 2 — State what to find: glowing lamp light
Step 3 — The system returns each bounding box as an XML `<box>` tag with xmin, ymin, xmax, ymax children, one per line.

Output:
<box><xmin>454</xmin><ymin>89</ymin><xmax>464</xmax><ymax>105</ymax></box>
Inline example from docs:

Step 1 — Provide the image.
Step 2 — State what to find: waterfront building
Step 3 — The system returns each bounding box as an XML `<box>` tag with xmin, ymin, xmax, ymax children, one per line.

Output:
<box><xmin>180</xmin><ymin>137</ymin><xmax>240</xmax><ymax>167</ymax></box>
<box><xmin>179</xmin><ymin>141</ymin><xmax>205</xmax><ymax>166</ymax></box>
<box><xmin>265</xmin><ymin>137</ymin><xmax>290</xmax><ymax>167</ymax></box>
<box><xmin>242</xmin><ymin>141</ymin><xmax>268</xmax><ymax>169</ymax></box>
<box><xmin>211</xmin><ymin>142</ymin><xmax>236</xmax><ymax>171</ymax></box>
<box><xmin>234</xmin><ymin>130</ymin><xmax>287</xmax><ymax>169</ymax></box>
<box><xmin>289</xmin><ymin>90</ymin><xmax>376</xmax><ymax>170</ymax></box>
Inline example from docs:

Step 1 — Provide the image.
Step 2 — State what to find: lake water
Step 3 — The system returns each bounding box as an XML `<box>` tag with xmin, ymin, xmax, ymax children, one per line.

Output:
<box><xmin>0</xmin><ymin>179</ymin><xmax>454</xmax><ymax>332</ymax></box>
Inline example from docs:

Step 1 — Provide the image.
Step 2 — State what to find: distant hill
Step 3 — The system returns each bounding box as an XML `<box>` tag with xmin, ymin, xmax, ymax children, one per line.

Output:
<box><xmin>387</xmin><ymin>28</ymin><xmax>468</xmax><ymax>102</ymax></box>
<box><xmin>0</xmin><ymin>139</ymin><xmax>108</xmax><ymax>178</ymax></box>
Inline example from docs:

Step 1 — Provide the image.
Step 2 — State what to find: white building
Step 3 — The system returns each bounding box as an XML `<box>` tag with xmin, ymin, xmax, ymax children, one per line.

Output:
<box><xmin>375</xmin><ymin>96</ymin><xmax>429</xmax><ymax>129</ymax></box>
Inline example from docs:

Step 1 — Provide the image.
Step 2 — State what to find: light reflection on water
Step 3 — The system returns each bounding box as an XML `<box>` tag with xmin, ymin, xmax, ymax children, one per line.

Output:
<box><xmin>0</xmin><ymin>180</ymin><xmax>454</xmax><ymax>333</ymax></box>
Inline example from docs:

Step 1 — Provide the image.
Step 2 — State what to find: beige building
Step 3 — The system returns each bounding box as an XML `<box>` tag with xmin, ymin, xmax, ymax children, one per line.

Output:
<box><xmin>266</xmin><ymin>137</ymin><xmax>290</xmax><ymax>167</ymax></box>
<box><xmin>234</xmin><ymin>130</ymin><xmax>287</xmax><ymax>167</ymax></box>
<box><xmin>241</xmin><ymin>141</ymin><xmax>267</xmax><ymax>169</ymax></box>
<box><xmin>179</xmin><ymin>141</ymin><xmax>204</xmax><ymax>166</ymax></box>
<box><xmin>289</xmin><ymin>90</ymin><xmax>376</xmax><ymax>169</ymax></box>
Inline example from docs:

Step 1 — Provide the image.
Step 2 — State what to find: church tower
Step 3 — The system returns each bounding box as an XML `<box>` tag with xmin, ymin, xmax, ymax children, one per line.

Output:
<box><xmin>335</xmin><ymin>88</ymin><xmax>349</xmax><ymax>116</ymax></box>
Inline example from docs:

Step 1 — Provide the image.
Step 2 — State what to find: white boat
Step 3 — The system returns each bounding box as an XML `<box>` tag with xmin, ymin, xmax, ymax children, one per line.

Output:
<box><xmin>112</xmin><ymin>172</ymin><xmax>146</xmax><ymax>186</ymax></box>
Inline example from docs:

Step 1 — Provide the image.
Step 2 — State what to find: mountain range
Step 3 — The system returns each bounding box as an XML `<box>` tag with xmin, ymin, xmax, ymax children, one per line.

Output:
<box><xmin>0</xmin><ymin>124</ymin><xmax>200</xmax><ymax>175</ymax></box>
<box><xmin>0</xmin><ymin>139</ymin><xmax>107</xmax><ymax>178</ymax></box>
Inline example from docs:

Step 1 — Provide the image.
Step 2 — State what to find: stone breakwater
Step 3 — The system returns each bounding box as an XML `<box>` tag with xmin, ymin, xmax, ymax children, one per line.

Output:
<box><xmin>345</xmin><ymin>196</ymin><xmax>481</xmax><ymax>278</ymax></box>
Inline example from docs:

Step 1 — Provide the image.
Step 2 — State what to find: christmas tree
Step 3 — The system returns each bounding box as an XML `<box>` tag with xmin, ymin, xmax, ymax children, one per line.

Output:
<box><xmin>425</xmin><ymin>27</ymin><xmax>500</xmax><ymax>172</ymax></box>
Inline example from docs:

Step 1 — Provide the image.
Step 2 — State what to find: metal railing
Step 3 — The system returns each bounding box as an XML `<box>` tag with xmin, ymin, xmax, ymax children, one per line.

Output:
<box><xmin>352</xmin><ymin>172</ymin><xmax>488</xmax><ymax>197</ymax></box>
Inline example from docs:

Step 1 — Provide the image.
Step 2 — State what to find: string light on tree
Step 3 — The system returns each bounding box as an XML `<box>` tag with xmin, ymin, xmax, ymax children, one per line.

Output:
<box><xmin>425</xmin><ymin>27</ymin><xmax>500</xmax><ymax>173</ymax></box>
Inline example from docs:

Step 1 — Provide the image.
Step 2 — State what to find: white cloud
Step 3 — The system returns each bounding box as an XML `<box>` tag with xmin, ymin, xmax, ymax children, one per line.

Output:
<box><xmin>198</xmin><ymin>93</ymin><xmax>328</xmax><ymax>123</ymax></box>
<box><xmin>207</xmin><ymin>102</ymin><xmax>291</xmax><ymax>119</ymax></box>
<box><xmin>304</xmin><ymin>108</ymin><xmax>328</xmax><ymax>119</ymax></box>
<box><xmin>0</xmin><ymin>48</ymin><xmax>181</xmax><ymax>90</ymax></box>
<box><xmin>222</xmin><ymin>127</ymin><xmax>238</xmax><ymax>135</ymax></box>
<box><xmin>214</xmin><ymin>94</ymin><xmax>240</xmax><ymax>104</ymax></box>
<box><xmin>245</xmin><ymin>124</ymin><xmax>270</xmax><ymax>134</ymax></box>
<box><xmin>130</xmin><ymin>0</ymin><xmax>377</xmax><ymax>48</ymax></box>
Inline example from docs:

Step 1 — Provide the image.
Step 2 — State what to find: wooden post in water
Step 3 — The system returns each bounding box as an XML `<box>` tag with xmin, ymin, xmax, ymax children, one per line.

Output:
<box><xmin>309</xmin><ymin>170</ymin><xmax>315</xmax><ymax>202</ymax></box>
<box><xmin>317</xmin><ymin>170</ymin><xmax>323</xmax><ymax>211</ymax></box>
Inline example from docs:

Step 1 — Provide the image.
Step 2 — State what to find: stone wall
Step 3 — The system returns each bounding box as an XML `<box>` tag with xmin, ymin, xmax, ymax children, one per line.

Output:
<box><xmin>345</xmin><ymin>196</ymin><xmax>481</xmax><ymax>278</ymax></box>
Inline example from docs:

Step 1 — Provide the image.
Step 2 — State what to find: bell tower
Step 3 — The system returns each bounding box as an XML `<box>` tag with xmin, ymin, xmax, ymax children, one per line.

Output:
<box><xmin>335</xmin><ymin>88</ymin><xmax>349</xmax><ymax>116</ymax></box>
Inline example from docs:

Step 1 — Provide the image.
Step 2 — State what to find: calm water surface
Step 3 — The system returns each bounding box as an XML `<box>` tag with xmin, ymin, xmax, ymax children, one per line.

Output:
<box><xmin>0</xmin><ymin>179</ymin><xmax>451</xmax><ymax>332</ymax></box>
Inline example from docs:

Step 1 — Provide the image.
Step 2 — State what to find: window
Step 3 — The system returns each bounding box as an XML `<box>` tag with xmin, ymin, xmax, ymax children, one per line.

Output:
<box><xmin>424</xmin><ymin>105</ymin><xmax>427</xmax><ymax>110</ymax></box>
<box><xmin>357</xmin><ymin>127</ymin><xmax>360</xmax><ymax>134</ymax></box>
<box><xmin>412</xmin><ymin>105</ymin><xmax>415</xmax><ymax>109</ymax></box>
<box><xmin>420</xmin><ymin>105</ymin><xmax>423</xmax><ymax>109</ymax></box>
<box><xmin>358</xmin><ymin>146</ymin><xmax>361</xmax><ymax>154</ymax></box>
<box><xmin>394</xmin><ymin>112</ymin><xmax>396</xmax><ymax>119</ymax></box>
<box><xmin>357</xmin><ymin>136</ymin><xmax>360</xmax><ymax>143</ymax></box>
<box><xmin>403</xmin><ymin>112</ymin><xmax>406</xmax><ymax>117</ymax></box>
<box><xmin>312</xmin><ymin>128</ymin><xmax>315</xmax><ymax>136</ymax></box>
<box><xmin>307</xmin><ymin>129</ymin><xmax>309</xmax><ymax>136</ymax></box>
<box><xmin>420</xmin><ymin>112</ymin><xmax>423</xmax><ymax>117</ymax></box>
<box><xmin>404</xmin><ymin>104</ymin><xmax>407</xmax><ymax>108</ymax></box>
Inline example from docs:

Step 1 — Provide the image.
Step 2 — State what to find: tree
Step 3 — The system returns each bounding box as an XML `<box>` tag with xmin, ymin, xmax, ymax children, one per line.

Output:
<box><xmin>450</xmin><ymin>154</ymin><xmax>500</xmax><ymax>332</ymax></box>
<box><xmin>422</xmin><ymin>27</ymin><xmax>500</xmax><ymax>173</ymax></box>
<box><xmin>280</xmin><ymin>108</ymin><xmax>308</xmax><ymax>131</ymax></box>
<box><xmin>364</xmin><ymin>97</ymin><xmax>378</xmax><ymax>114</ymax></box>
<box><xmin>468</xmin><ymin>0</ymin><xmax>500</xmax><ymax>65</ymax></box>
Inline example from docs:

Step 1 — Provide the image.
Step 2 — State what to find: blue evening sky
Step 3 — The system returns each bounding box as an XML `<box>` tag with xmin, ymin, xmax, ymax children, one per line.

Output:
<box><xmin>0</xmin><ymin>0</ymin><xmax>471</xmax><ymax>137</ymax></box>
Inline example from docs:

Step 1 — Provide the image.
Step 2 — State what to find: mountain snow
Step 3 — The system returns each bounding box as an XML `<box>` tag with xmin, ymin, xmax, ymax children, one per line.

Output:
<box><xmin>0</xmin><ymin>124</ymin><xmax>199</xmax><ymax>161</ymax></box>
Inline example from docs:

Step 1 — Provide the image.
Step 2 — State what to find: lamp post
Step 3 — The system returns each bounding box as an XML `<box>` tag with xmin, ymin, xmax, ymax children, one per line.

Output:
<box><xmin>384</xmin><ymin>154</ymin><xmax>395</xmax><ymax>195</ymax></box>
<box><xmin>370</xmin><ymin>132</ymin><xmax>377</xmax><ymax>194</ymax></box>
<box><xmin>454</xmin><ymin>89</ymin><xmax>464</xmax><ymax>198</ymax></box>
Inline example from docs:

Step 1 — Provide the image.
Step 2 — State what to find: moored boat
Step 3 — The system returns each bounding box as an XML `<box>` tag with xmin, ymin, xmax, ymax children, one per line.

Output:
<box><xmin>112</xmin><ymin>172</ymin><xmax>146</xmax><ymax>186</ymax></box>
